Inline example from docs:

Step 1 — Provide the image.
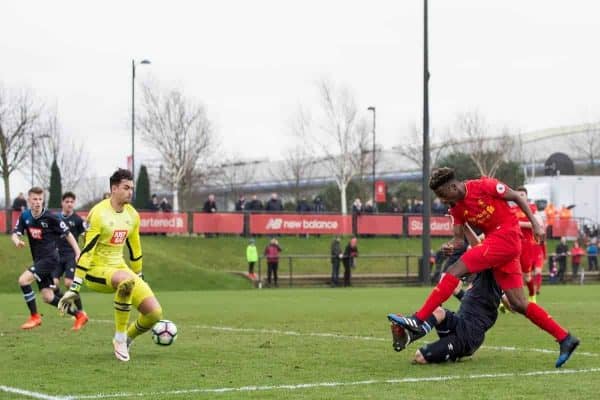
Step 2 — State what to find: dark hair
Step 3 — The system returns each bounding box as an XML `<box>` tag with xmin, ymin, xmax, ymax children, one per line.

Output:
<box><xmin>110</xmin><ymin>169</ymin><xmax>133</xmax><ymax>188</ymax></box>
<box><xmin>516</xmin><ymin>186</ymin><xmax>528</xmax><ymax>194</ymax></box>
<box><xmin>28</xmin><ymin>186</ymin><xmax>44</xmax><ymax>196</ymax></box>
<box><xmin>429</xmin><ymin>167</ymin><xmax>456</xmax><ymax>191</ymax></box>
<box><xmin>62</xmin><ymin>191</ymin><xmax>76</xmax><ymax>201</ymax></box>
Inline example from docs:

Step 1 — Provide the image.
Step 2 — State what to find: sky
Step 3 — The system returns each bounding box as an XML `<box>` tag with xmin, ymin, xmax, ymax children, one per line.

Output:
<box><xmin>2</xmin><ymin>0</ymin><xmax>600</xmax><ymax>200</ymax></box>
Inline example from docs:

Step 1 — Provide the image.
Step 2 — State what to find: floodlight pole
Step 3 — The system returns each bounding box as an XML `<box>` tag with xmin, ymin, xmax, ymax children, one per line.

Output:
<box><xmin>422</xmin><ymin>0</ymin><xmax>432</xmax><ymax>284</ymax></box>
<box><xmin>131</xmin><ymin>59</ymin><xmax>151</xmax><ymax>184</ymax></box>
<box><xmin>368</xmin><ymin>106</ymin><xmax>376</xmax><ymax>202</ymax></box>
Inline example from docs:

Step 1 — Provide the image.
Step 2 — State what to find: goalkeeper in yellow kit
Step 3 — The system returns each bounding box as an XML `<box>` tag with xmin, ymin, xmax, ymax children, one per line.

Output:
<box><xmin>59</xmin><ymin>169</ymin><xmax>163</xmax><ymax>362</ymax></box>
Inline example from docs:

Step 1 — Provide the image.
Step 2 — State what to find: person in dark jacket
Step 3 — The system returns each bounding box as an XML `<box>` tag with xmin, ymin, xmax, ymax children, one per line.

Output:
<box><xmin>330</xmin><ymin>237</ymin><xmax>343</xmax><ymax>287</ymax></box>
<box><xmin>147</xmin><ymin>194</ymin><xmax>160</xmax><ymax>212</ymax></box>
<box><xmin>264</xmin><ymin>238</ymin><xmax>282</xmax><ymax>287</ymax></box>
<box><xmin>265</xmin><ymin>193</ymin><xmax>284</xmax><ymax>212</ymax></box>
<box><xmin>235</xmin><ymin>195</ymin><xmax>246</xmax><ymax>212</ymax></box>
<box><xmin>296</xmin><ymin>197</ymin><xmax>312</xmax><ymax>213</ymax></box>
<box><xmin>12</xmin><ymin>192</ymin><xmax>27</xmax><ymax>211</ymax></box>
<box><xmin>555</xmin><ymin>237</ymin><xmax>569</xmax><ymax>283</ymax></box>
<box><xmin>203</xmin><ymin>194</ymin><xmax>217</xmax><ymax>213</ymax></box>
<box><xmin>388</xmin><ymin>197</ymin><xmax>401</xmax><ymax>213</ymax></box>
<box><xmin>248</xmin><ymin>195</ymin><xmax>263</xmax><ymax>211</ymax></box>
<box><xmin>342</xmin><ymin>237</ymin><xmax>359</xmax><ymax>287</ymax></box>
<box><xmin>313</xmin><ymin>196</ymin><xmax>326</xmax><ymax>213</ymax></box>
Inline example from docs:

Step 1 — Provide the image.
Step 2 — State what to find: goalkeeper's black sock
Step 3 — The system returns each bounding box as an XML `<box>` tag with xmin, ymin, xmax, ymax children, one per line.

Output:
<box><xmin>50</xmin><ymin>295</ymin><xmax>77</xmax><ymax>316</ymax></box>
<box><xmin>20</xmin><ymin>285</ymin><xmax>38</xmax><ymax>315</ymax></box>
<box><xmin>454</xmin><ymin>289</ymin><xmax>466</xmax><ymax>301</ymax></box>
<box><xmin>426</xmin><ymin>315</ymin><xmax>438</xmax><ymax>328</ymax></box>
<box><xmin>53</xmin><ymin>286</ymin><xmax>64</xmax><ymax>298</ymax></box>
<box><xmin>75</xmin><ymin>297</ymin><xmax>83</xmax><ymax>311</ymax></box>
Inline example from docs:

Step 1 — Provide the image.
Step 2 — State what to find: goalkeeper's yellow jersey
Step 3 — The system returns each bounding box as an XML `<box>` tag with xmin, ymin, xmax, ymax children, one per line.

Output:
<box><xmin>76</xmin><ymin>199</ymin><xmax>142</xmax><ymax>280</ymax></box>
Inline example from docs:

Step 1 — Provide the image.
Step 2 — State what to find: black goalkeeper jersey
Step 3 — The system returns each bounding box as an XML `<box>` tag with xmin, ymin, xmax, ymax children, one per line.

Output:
<box><xmin>13</xmin><ymin>209</ymin><xmax>70</xmax><ymax>262</ymax></box>
<box><xmin>58</xmin><ymin>212</ymin><xmax>86</xmax><ymax>257</ymax></box>
<box><xmin>457</xmin><ymin>269</ymin><xmax>502</xmax><ymax>333</ymax></box>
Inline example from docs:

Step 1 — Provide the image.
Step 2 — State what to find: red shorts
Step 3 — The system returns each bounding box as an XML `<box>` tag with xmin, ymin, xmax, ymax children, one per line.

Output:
<box><xmin>520</xmin><ymin>240</ymin><xmax>535</xmax><ymax>274</ymax></box>
<box><xmin>461</xmin><ymin>228</ymin><xmax>523</xmax><ymax>290</ymax></box>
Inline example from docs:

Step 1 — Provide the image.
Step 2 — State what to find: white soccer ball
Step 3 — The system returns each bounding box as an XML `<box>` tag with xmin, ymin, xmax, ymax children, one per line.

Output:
<box><xmin>151</xmin><ymin>320</ymin><xmax>178</xmax><ymax>346</ymax></box>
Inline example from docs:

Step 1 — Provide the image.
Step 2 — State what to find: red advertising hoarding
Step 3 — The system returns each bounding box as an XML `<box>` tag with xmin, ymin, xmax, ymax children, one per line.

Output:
<box><xmin>193</xmin><ymin>213</ymin><xmax>244</xmax><ymax>234</ymax></box>
<box><xmin>551</xmin><ymin>219</ymin><xmax>579</xmax><ymax>238</ymax></box>
<box><xmin>357</xmin><ymin>215</ymin><xmax>403</xmax><ymax>235</ymax></box>
<box><xmin>138</xmin><ymin>212</ymin><xmax>189</xmax><ymax>233</ymax></box>
<box><xmin>0</xmin><ymin>211</ymin><xmax>6</xmax><ymax>232</ymax></box>
<box><xmin>250</xmin><ymin>213</ymin><xmax>352</xmax><ymax>235</ymax></box>
<box><xmin>407</xmin><ymin>215</ymin><xmax>453</xmax><ymax>236</ymax></box>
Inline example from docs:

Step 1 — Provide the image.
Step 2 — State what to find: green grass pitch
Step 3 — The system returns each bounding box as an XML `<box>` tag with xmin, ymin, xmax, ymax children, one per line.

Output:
<box><xmin>1</xmin><ymin>285</ymin><xmax>599</xmax><ymax>399</ymax></box>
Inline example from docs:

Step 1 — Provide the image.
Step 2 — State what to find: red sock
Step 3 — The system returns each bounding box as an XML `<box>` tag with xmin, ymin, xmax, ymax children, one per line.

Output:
<box><xmin>415</xmin><ymin>274</ymin><xmax>460</xmax><ymax>321</ymax></box>
<box><xmin>525</xmin><ymin>302</ymin><xmax>568</xmax><ymax>342</ymax></box>
<box><xmin>535</xmin><ymin>273</ymin><xmax>542</xmax><ymax>292</ymax></box>
<box><xmin>526</xmin><ymin>279</ymin><xmax>535</xmax><ymax>296</ymax></box>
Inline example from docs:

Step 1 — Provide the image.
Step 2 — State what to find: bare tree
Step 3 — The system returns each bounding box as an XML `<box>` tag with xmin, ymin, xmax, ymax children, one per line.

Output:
<box><xmin>570</xmin><ymin>122</ymin><xmax>600</xmax><ymax>174</ymax></box>
<box><xmin>213</xmin><ymin>154</ymin><xmax>257</xmax><ymax>208</ymax></box>
<box><xmin>137</xmin><ymin>83</ymin><xmax>215</xmax><ymax>211</ymax></box>
<box><xmin>451</xmin><ymin>111</ymin><xmax>515</xmax><ymax>177</ymax></box>
<box><xmin>270</xmin><ymin>107</ymin><xmax>316</xmax><ymax>202</ymax></box>
<box><xmin>395</xmin><ymin>122</ymin><xmax>448</xmax><ymax>170</ymax></box>
<box><xmin>33</xmin><ymin>109</ymin><xmax>90</xmax><ymax>191</ymax></box>
<box><xmin>314</xmin><ymin>79</ymin><xmax>369</xmax><ymax>214</ymax></box>
<box><xmin>0</xmin><ymin>86</ymin><xmax>41</xmax><ymax>208</ymax></box>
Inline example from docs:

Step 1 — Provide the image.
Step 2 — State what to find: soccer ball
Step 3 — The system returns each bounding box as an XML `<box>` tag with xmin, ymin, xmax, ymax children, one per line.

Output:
<box><xmin>151</xmin><ymin>320</ymin><xmax>178</xmax><ymax>346</ymax></box>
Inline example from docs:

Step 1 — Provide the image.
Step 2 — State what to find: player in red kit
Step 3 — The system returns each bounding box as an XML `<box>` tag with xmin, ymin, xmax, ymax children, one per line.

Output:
<box><xmin>514</xmin><ymin>186</ymin><xmax>540</xmax><ymax>303</ymax></box>
<box><xmin>533</xmin><ymin>239</ymin><xmax>547</xmax><ymax>295</ymax></box>
<box><xmin>388</xmin><ymin>167</ymin><xmax>579</xmax><ymax>368</ymax></box>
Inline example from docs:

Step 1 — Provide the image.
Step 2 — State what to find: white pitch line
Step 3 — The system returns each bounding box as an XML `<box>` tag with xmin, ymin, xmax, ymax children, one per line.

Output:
<box><xmin>0</xmin><ymin>385</ymin><xmax>66</xmax><ymax>400</ymax></box>
<box><xmin>68</xmin><ymin>367</ymin><xmax>600</xmax><ymax>399</ymax></box>
<box><xmin>92</xmin><ymin>319</ymin><xmax>600</xmax><ymax>357</ymax></box>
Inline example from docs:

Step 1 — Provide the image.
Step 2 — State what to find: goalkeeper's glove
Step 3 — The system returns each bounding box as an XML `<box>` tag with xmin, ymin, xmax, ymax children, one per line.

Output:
<box><xmin>58</xmin><ymin>277</ymin><xmax>82</xmax><ymax>316</ymax></box>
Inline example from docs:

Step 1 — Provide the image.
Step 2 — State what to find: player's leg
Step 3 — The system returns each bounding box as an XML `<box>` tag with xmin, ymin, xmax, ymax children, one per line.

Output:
<box><xmin>127</xmin><ymin>277</ymin><xmax>163</xmax><ymax>344</ymax></box>
<box><xmin>17</xmin><ymin>268</ymin><xmax>41</xmax><ymax>329</ymax></box>
<box><xmin>520</xmin><ymin>243</ymin><xmax>536</xmax><ymax>302</ymax></box>
<box><xmin>499</xmin><ymin>268</ymin><xmax>579</xmax><ymax>368</ymax></box>
<box><xmin>273</xmin><ymin>262</ymin><xmax>279</xmax><ymax>287</ymax></box>
<box><xmin>390</xmin><ymin>307</ymin><xmax>448</xmax><ymax>352</ymax></box>
<box><xmin>414</xmin><ymin>335</ymin><xmax>466</xmax><ymax>364</ymax></box>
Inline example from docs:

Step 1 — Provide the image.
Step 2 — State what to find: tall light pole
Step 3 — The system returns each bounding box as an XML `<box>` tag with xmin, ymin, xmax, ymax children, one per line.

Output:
<box><xmin>422</xmin><ymin>0</ymin><xmax>432</xmax><ymax>284</ymax></box>
<box><xmin>131</xmin><ymin>59</ymin><xmax>151</xmax><ymax>183</ymax></box>
<box><xmin>367</xmin><ymin>106</ymin><xmax>376</xmax><ymax>202</ymax></box>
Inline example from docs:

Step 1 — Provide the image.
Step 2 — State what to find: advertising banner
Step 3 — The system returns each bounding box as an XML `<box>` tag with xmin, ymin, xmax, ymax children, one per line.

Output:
<box><xmin>357</xmin><ymin>215</ymin><xmax>403</xmax><ymax>235</ymax></box>
<box><xmin>375</xmin><ymin>181</ymin><xmax>387</xmax><ymax>203</ymax></box>
<box><xmin>407</xmin><ymin>215</ymin><xmax>453</xmax><ymax>236</ymax></box>
<box><xmin>250</xmin><ymin>214</ymin><xmax>352</xmax><ymax>235</ymax></box>
<box><xmin>193</xmin><ymin>213</ymin><xmax>244</xmax><ymax>234</ymax></box>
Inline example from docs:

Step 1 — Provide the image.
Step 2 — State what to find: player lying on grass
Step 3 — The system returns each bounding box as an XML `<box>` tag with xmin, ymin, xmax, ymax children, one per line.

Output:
<box><xmin>388</xmin><ymin>167</ymin><xmax>579</xmax><ymax>368</ymax></box>
<box><xmin>12</xmin><ymin>187</ymin><xmax>87</xmax><ymax>330</ymax></box>
<box><xmin>58</xmin><ymin>169</ymin><xmax>163</xmax><ymax>362</ymax></box>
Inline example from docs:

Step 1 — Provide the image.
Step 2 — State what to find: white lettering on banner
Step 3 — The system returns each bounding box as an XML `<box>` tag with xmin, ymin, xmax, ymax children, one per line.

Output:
<box><xmin>409</xmin><ymin>218</ymin><xmax>451</xmax><ymax>233</ymax></box>
<box><xmin>265</xmin><ymin>217</ymin><xmax>339</xmax><ymax>231</ymax></box>
<box><xmin>140</xmin><ymin>217</ymin><xmax>185</xmax><ymax>229</ymax></box>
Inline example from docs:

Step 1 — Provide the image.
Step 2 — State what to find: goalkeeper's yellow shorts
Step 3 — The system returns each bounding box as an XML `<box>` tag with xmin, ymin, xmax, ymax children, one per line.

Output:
<box><xmin>84</xmin><ymin>264</ymin><xmax>155</xmax><ymax>307</ymax></box>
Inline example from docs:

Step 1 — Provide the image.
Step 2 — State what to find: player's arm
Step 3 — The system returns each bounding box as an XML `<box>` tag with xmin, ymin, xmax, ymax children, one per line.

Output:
<box><xmin>463</xmin><ymin>223</ymin><xmax>481</xmax><ymax>247</ymax></box>
<box><xmin>65</xmin><ymin>232</ymin><xmax>81</xmax><ymax>261</ymax></box>
<box><xmin>11</xmin><ymin>214</ymin><xmax>26</xmax><ymax>248</ymax></box>
<box><xmin>125</xmin><ymin>212</ymin><xmax>143</xmax><ymax>276</ymax></box>
<box><xmin>442</xmin><ymin>224</ymin><xmax>466</xmax><ymax>255</ymax></box>
<box><xmin>504</xmin><ymin>188</ymin><xmax>544</xmax><ymax>240</ymax></box>
<box><xmin>76</xmin><ymin>210</ymin><xmax>102</xmax><ymax>281</ymax></box>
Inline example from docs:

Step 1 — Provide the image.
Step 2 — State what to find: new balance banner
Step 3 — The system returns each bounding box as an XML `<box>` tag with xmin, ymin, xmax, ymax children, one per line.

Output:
<box><xmin>193</xmin><ymin>213</ymin><xmax>244</xmax><ymax>234</ymax></box>
<box><xmin>250</xmin><ymin>214</ymin><xmax>352</xmax><ymax>235</ymax></box>
<box><xmin>407</xmin><ymin>216</ymin><xmax>453</xmax><ymax>236</ymax></box>
<box><xmin>357</xmin><ymin>215</ymin><xmax>403</xmax><ymax>235</ymax></box>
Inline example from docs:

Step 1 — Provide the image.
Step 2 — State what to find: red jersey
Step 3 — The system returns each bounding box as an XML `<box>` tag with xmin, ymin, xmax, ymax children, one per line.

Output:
<box><xmin>513</xmin><ymin>202</ymin><xmax>538</xmax><ymax>244</ymax></box>
<box><xmin>449</xmin><ymin>177</ymin><xmax>518</xmax><ymax>235</ymax></box>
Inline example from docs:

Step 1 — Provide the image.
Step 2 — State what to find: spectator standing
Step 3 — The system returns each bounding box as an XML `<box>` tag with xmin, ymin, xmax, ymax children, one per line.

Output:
<box><xmin>413</xmin><ymin>199</ymin><xmax>424</xmax><ymax>214</ymax></box>
<box><xmin>246</xmin><ymin>238</ymin><xmax>258</xmax><ymax>280</ymax></box>
<box><xmin>587</xmin><ymin>240</ymin><xmax>598</xmax><ymax>271</ymax></box>
<box><xmin>363</xmin><ymin>200</ymin><xmax>375</xmax><ymax>213</ymax></box>
<box><xmin>351</xmin><ymin>198</ymin><xmax>363</xmax><ymax>215</ymax></box>
<box><xmin>570</xmin><ymin>241</ymin><xmax>585</xmax><ymax>283</ymax></box>
<box><xmin>265</xmin><ymin>193</ymin><xmax>283</xmax><ymax>212</ymax></box>
<box><xmin>330</xmin><ymin>237</ymin><xmax>342</xmax><ymax>287</ymax></box>
<box><xmin>248</xmin><ymin>195</ymin><xmax>263</xmax><ymax>211</ymax></box>
<box><xmin>545</xmin><ymin>203</ymin><xmax>556</xmax><ymax>237</ymax></box>
<box><xmin>403</xmin><ymin>199</ymin><xmax>413</xmax><ymax>214</ymax></box>
<box><xmin>388</xmin><ymin>197</ymin><xmax>401</xmax><ymax>213</ymax></box>
<box><xmin>159</xmin><ymin>197</ymin><xmax>172</xmax><ymax>212</ymax></box>
<box><xmin>12</xmin><ymin>193</ymin><xmax>27</xmax><ymax>211</ymax></box>
<box><xmin>296</xmin><ymin>197</ymin><xmax>312</xmax><ymax>213</ymax></box>
<box><xmin>147</xmin><ymin>194</ymin><xmax>160</xmax><ymax>211</ymax></box>
<box><xmin>555</xmin><ymin>237</ymin><xmax>569</xmax><ymax>283</ymax></box>
<box><xmin>235</xmin><ymin>195</ymin><xmax>246</xmax><ymax>212</ymax></box>
<box><xmin>313</xmin><ymin>196</ymin><xmax>326</xmax><ymax>213</ymax></box>
<box><xmin>203</xmin><ymin>194</ymin><xmax>217</xmax><ymax>213</ymax></box>
<box><xmin>342</xmin><ymin>237</ymin><xmax>359</xmax><ymax>287</ymax></box>
<box><xmin>264</xmin><ymin>238</ymin><xmax>282</xmax><ymax>287</ymax></box>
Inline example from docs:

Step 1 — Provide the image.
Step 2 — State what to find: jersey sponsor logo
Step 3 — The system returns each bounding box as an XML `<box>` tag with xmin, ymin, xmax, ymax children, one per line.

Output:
<box><xmin>41</xmin><ymin>221</ymin><xmax>48</xmax><ymax>228</ymax></box>
<box><xmin>496</xmin><ymin>183</ymin><xmax>506</xmax><ymax>194</ymax></box>
<box><xmin>110</xmin><ymin>230</ymin><xmax>128</xmax><ymax>244</ymax></box>
<box><xmin>28</xmin><ymin>227</ymin><xmax>43</xmax><ymax>240</ymax></box>
<box><xmin>59</xmin><ymin>221</ymin><xmax>68</xmax><ymax>232</ymax></box>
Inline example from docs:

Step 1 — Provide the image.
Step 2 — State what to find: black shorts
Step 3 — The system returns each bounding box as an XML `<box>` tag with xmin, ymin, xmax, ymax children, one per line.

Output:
<box><xmin>29</xmin><ymin>258</ymin><xmax>59</xmax><ymax>290</ymax></box>
<box><xmin>419</xmin><ymin>310</ymin><xmax>485</xmax><ymax>363</ymax></box>
<box><xmin>52</xmin><ymin>256</ymin><xmax>77</xmax><ymax>280</ymax></box>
